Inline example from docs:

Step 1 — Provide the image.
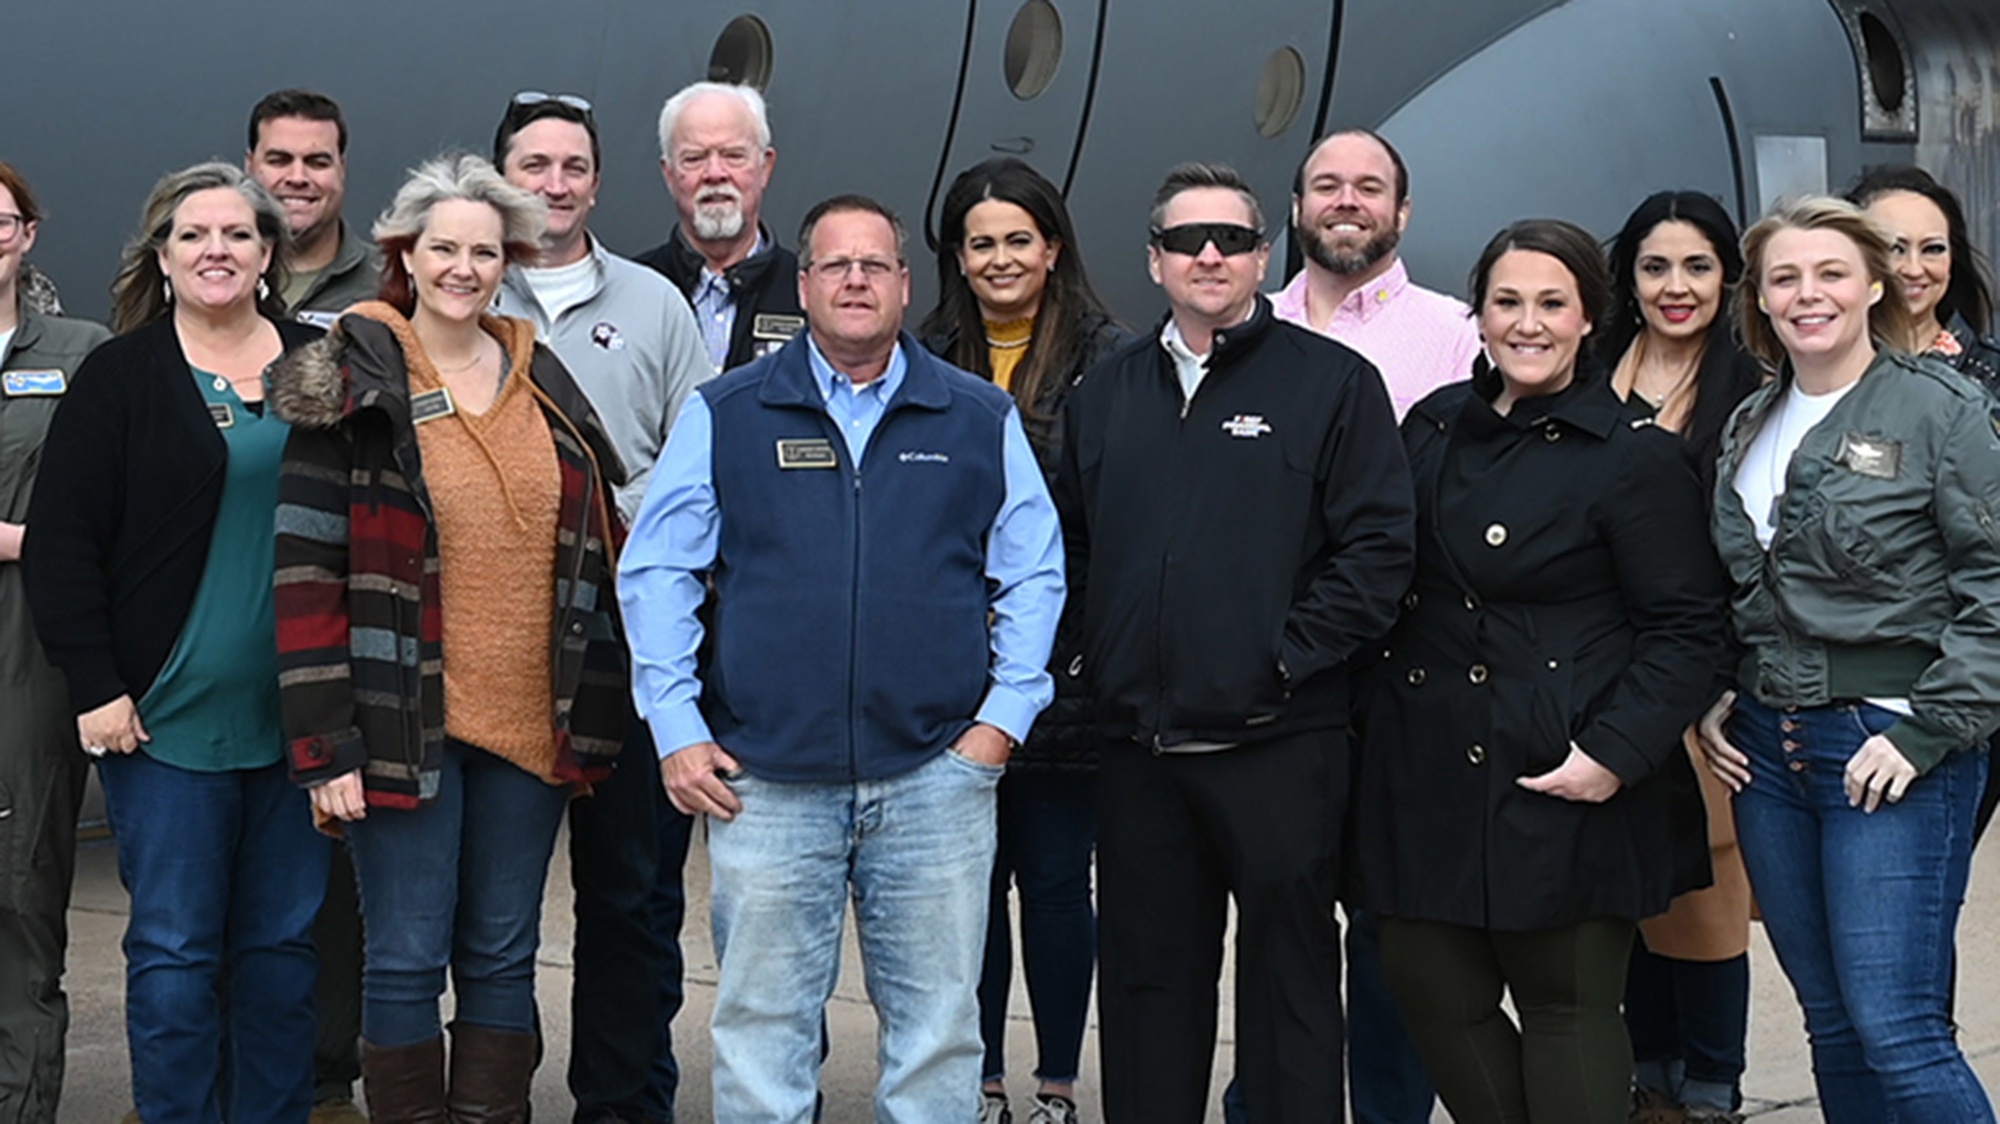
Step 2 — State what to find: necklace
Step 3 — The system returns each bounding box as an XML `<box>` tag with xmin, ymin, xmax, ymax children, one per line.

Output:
<box><xmin>985</xmin><ymin>333</ymin><xmax>1031</xmax><ymax>349</ymax></box>
<box><xmin>431</xmin><ymin>339</ymin><xmax>491</xmax><ymax>375</ymax></box>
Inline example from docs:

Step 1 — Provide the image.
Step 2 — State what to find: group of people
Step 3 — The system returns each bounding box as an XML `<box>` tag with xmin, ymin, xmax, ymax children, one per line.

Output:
<box><xmin>0</xmin><ymin>74</ymin><xmax>1998</xmax><ymax>1124</ymax></box>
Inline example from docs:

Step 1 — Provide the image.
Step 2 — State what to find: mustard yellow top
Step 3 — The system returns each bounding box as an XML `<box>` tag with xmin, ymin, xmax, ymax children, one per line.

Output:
<box><xmin>985</xmin><ymin>316</ymin><xmax>1034</xmax><ymax>393</ymax></box>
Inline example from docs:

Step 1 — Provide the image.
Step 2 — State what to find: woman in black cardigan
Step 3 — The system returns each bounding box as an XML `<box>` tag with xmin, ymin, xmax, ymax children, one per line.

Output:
<box><xmin>1350</xmin><ymin>219</ymin><xmax>1728</xmax><ymax>1124</ymax></box>
<box><xmin>22</xmin><ymin>162</ymin><xmax>327</xmax><ymax>1124</ymax></box>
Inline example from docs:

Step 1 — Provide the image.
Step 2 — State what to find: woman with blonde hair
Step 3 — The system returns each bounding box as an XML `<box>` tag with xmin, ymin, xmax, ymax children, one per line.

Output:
<box><xmin>23</xmin><ymin>161</ymin><xmax>328</xmax><ymax>1123</ymax></box>
<box><xmin>1699</xmin><ymin>195</ymin><xmax>1996</xmax><ymax>1122</ymax></box>
<box><xmin>269</xmin><ymin>153</ymin><xmax>626</xmax><ymax>1124</ymax></box>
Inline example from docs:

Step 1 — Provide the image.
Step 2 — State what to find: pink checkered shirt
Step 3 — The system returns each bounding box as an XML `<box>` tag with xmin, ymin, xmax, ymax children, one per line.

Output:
<box><xmin>1271</xmin><ymin>260</ymin><xmax>1481</xmax><ymax>420</ymax></box>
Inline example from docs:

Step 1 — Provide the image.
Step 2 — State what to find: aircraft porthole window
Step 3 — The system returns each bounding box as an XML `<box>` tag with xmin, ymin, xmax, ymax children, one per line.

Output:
<box><xmin>1858</xmin><ymin>12</ymin><xmax>1906</xmax><ymax>115</ymax></box>
<box><xmin>1005</xmin><ymin>0</ymin><xmax>1063</xmax><ymax>101</ymax></box>
<box><xmin>1255</xmin><ymin>46</ymin><xmax>1306</xmax><ymax>139</ymax></box>
<box><xmin>709</xmin><ymin>14</ymin><xmax>774</xmax><ymax>90</ymax></box>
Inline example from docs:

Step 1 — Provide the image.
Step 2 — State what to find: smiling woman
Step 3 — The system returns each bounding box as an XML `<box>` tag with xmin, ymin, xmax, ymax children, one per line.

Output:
<box><xmin>1702</xmin><ymin>195</ymin><xmax>1999</xmax><ymax>1123</ymax></box>
<box><xmin>266</xmin><ymin>153</ymin><xmax>630</xmax><ymax>1124</ymax></box>
<box><xmin>1353</xmin><ymin>219</ymin><xmax>1729</xmax><ymax>1124</ymax></box>
<box><xmin>20</xmin><ymin>162</ymin><xmax>327</xmax><ymax>1123</ymax></box>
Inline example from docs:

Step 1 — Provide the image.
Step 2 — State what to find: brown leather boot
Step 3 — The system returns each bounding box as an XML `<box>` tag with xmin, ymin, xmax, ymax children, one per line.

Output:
<box><xmin>361</xmin><ymin>1038</ymin><xmax>447</xmax><ymax>1124</ymax></box>
<box><xmin>444</xmin><ymin>1023</ymin><xmax>539</xmax><ymax>1124</ymax></box>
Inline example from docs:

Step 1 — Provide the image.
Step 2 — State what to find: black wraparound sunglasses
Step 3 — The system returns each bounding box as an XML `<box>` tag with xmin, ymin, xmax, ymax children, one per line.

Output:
<box><xmin>1150</xmin><ymin>222</ymin><xmax>1265</xmax><ymax>256</ymax></box>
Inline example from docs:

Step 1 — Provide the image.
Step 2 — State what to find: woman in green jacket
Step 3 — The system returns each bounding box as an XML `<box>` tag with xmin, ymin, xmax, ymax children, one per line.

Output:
<box><xmin>1698</xmin><ymin>195</ymin><xmax>1998</xmax><ymax>1124</ymax></box>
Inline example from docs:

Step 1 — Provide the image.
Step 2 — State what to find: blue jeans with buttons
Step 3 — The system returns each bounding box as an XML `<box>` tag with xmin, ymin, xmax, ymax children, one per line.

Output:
<box><xmin>1729</xmin><ymin>695</ymin><xmax>1994</xmax><ymax>1123</ymax></box>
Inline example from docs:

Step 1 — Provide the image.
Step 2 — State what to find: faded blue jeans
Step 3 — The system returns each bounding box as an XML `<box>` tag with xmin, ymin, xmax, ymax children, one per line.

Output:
<box><xmin>707</xmin><ymin>749</ymin><xmax>1001</xmax><ymax>1124</ymax></box>
<box><xmin>1730</xmin><ymin>695</ymin><xmax>1994</xmax><ymax>1123</ymax></box>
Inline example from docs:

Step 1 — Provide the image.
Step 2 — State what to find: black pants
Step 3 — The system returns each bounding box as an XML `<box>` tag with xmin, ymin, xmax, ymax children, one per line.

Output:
<box><xmin>1380</xmin><ymin>917</ymin><xmax>1636</xmax><ymax>1124</ymax></box>
<box><xmin>1097</xmin><ymin>732</ymin><xmax>1347</xmax><ymax>1124</ymax></box>
<box><xmin>311</xmin><ymin>843</ymin><xmax>363</xmax><ymax>1099</ymax></box>
<box><xmin>1623</xmin><ymin>943</ymin><xmax>1748</xmax><ymax>1112</ymax></box>
<box><xmin>568</xmin><ymin>721</ymin><xmax>683</xmax><ymax>1124</ymax></box>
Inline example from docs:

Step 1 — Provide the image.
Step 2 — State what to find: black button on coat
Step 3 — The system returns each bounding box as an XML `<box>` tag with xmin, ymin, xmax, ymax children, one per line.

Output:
<box><xmin>1350</xmin><ymin>371</ymin><xmax>1727</xmax><ymax>930</ymax></box>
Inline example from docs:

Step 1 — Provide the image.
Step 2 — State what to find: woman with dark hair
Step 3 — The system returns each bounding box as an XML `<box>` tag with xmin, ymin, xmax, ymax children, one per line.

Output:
<box><xmin>1699</xmin><ymin>195</ymin><xmax>1997</xmax><ymax>1124</ymax></box>
<box><xmin>269</xmin><ymin>153</ymin><xmax>628</xmax><ymax>1123</ymax></box>
<box><xmin>1352</xmin><ymin>218</ymin><xmax>1727</xmax><ymax>1124</ymax></box>
<box><xmin>21</xmin><ymin>162</ymin><xmax>329</xmax><ymax>1124</ymax></box>
<box><xmin>0</xmin><ymin>158</ymin><xmax>112</xmax><ymax>1123</ymax></box>
<box><xmin>1601</xmin><ymin>191</ymin><xmax>1764</xmax><ymax>1124</ymax></box>
<box><xmin>920</xmin><ymin>157</ymin><xmax>1130</xmax><ymax>1124</ymax></box>
<box><xmin>1847</xmin><ymin>165</ymin><xmax>2000</xmax><ymax>390</ymax></box>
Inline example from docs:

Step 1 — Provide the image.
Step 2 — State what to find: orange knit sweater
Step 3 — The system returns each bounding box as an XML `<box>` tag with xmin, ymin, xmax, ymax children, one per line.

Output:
<box><xmin>389</xmin><ymin>310</ymin><xmax>563</xmax><ymax>780</ymax></box>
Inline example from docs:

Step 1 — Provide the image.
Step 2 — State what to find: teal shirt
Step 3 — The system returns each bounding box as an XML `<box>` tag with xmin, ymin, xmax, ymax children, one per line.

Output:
<box><xmin>137</xmin><ymin>367</ymin><xmax>289</xmax><ymax>772</ymax></box>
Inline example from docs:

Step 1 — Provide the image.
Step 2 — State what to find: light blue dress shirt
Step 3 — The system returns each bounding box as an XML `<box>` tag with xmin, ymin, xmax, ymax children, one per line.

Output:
<box><xmin>620</xmin><ymin>337</ymin><xmax>1065</xmax><ymax>760</ymax></box>
<box><xmin>691</xmin><ymin>232</ymin><xmax>767</xmax><ymax>372</ymax></box>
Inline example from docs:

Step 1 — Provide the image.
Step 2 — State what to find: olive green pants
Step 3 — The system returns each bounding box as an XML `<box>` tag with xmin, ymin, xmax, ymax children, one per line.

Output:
<box><xmin>1380</xmin><ymin>916</ymin><xmax>1636</xmax><ymax>1124</ymax></box>
<box><xmin>0</xmin><ymin>730</ymin><xmax>88</xmax><ymax>1124</ymax></box>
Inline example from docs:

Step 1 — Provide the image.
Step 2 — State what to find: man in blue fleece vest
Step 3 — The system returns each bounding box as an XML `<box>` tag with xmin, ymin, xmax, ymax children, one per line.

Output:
<box><xmin>619</xmin><ymin>194</ymin><xmax>1065</xmax><ymax>1123</ymax></box>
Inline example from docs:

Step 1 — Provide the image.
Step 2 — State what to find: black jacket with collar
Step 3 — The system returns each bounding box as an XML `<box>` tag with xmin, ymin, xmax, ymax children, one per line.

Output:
<box><xmin>22</xmin><ymin>316</ymin><xmax>321</xmax><ymax>714</ymax></box>
<box><xmin>634</xmin><ymin>224</ymin><xmax>803</xmax><ymax>371</ymax></box>
<box><xmin>1055</xmin><ymin>295</ymin><xmax>1416</xmax><ymax>748</ymax></box>
<box><xmin>1350</xmin><ymin>370</ymin><xmax>1727</xmax><ymax>930</ymax></box>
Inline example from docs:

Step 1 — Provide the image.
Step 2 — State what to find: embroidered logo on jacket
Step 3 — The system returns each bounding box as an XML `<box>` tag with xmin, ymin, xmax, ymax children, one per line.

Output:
<box><xmin>591</xmin><ymin>322</ymin><xmax>626</xmax><ymax>351</ymax></box>
<box><xmin>898</xmin><ymin>451</ymin><xmax>951</xmax><ymax>464</ymax></box>
<box><xmin>1221</xmin><ymin>414</ymin><xmax>1272</xmax><ymax>439</ymax></box>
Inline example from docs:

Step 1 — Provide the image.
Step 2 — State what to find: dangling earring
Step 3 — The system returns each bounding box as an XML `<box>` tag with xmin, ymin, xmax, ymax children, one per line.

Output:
<box><xmin>258</xmin><ymin>277</ymin><xmax>270</xmax><ymax>301</ymax></box>
<box><xmin>162</xmin><ymin>279</ymin><xmax>174</xmax><ymax>304</ymax></box>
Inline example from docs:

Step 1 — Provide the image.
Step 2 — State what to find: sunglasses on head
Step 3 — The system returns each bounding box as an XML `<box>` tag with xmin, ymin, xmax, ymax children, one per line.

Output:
<box><xmin>510</xmin><ymin>90</ymin><xmax>594</xmax><ymax>117</ymax></box>
<box><xmin>1150</xmin><ymin>222</ymin><xmax>1264</xmax><ymax>256</ymax></box>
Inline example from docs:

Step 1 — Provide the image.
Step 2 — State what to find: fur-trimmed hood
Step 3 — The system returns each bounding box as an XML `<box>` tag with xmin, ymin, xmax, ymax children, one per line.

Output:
<box><xmin>268</xmin><ymin>301</ymin><xmax>627</xmax><ymax>489</ymax></box>
<box><xmin>268</xmin><ymin>328</ymin><xmax>353</xmax><ymax>430</ymax></box>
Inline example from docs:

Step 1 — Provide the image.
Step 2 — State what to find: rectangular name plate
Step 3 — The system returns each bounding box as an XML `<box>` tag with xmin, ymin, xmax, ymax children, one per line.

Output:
<box><xmin>752</xmin><ymin>313</ymin><xmax>806</xmax><ymax>342</ymax></box>
<box><xmin>776</xmin><ymin>437</ymin><xmax>837</xmax><ymax>469</ymax></box>
<box><xmin>411</xmin><ymin>387</ymin><xmax>456</xmax><ymax>425</ymax></box>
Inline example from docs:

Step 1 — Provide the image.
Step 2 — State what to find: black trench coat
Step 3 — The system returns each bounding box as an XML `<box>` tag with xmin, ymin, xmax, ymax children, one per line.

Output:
<box><xmin>1350</xmin><ymin>371</ymin><xmax>1726</xmax><ymax>931</ymax></box>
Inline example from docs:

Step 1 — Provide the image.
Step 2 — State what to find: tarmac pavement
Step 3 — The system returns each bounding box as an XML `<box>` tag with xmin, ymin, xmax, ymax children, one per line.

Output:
<box><xmin>50</xmin><ymin>813</ymin><xmax>2000</xmax><ymax>1122</ymax></box>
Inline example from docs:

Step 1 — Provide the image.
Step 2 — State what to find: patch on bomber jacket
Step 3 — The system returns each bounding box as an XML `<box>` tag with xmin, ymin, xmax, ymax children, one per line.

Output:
<box><xmin>1834</xmin><ymin>432</ymin><xmax>1901</xmax><ymax>479</ymax></box>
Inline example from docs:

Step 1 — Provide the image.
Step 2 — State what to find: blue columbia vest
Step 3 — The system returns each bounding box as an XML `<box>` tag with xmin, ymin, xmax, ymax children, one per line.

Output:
<box><xmin>699</xmin><ymin>332</ymin><xmax>1013</xmax><ymax>782</ymax></box>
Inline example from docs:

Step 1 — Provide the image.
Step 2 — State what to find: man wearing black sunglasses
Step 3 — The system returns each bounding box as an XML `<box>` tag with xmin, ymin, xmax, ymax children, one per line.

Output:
<box><xmin>1056</xmin><ymin>162</ymin><xmax>1416</xmax><ymax>1123</ymax></box>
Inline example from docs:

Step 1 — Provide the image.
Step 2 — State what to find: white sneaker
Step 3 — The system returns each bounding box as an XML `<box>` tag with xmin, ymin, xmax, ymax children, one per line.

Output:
<box><xmin>1026</xmin><ymin>1092</ymin><xmax>1079</xmax><ymax>1124</ymax></box>
<box><xmin>979</xmin><ymin>1090</ymin><xmax>1014</xmax><ymax>1124</ymax></box>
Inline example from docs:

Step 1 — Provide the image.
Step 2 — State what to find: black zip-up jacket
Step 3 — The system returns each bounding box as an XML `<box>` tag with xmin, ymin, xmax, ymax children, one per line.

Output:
<box><xmin>1055</xmin><ymin>296</ymin><xmax>1416</xmax><ymax>748</ymax></box>
<box><xmin>634</xmin><ymin>224</ymin><xmax>803</xmax><ymax>371</ymax></box>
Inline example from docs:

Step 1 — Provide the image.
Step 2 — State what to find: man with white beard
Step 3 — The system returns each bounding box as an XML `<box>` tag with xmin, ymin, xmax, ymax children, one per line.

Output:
<box><xmin>636</xmin><ymin>82</ymin><xmax>806</xmax><ymax>373</ymax></box>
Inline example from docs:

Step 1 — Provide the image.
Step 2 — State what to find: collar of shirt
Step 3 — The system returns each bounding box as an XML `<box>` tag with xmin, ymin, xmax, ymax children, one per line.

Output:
<box><xmin>1273</xmin><ymin>258</ymin><xmax>1412</xmax><ymax>331</ymax></box>
<box><xmin>697</xmin><ymin>230</ymin><xmax>769</xmax><ymax>294</ymax></box>
<box><xmin>807</xmin><ymin>335</ymin><xmax>907</xmax><ymax>466</ymax></box>
<box><xmin>1159</xmin><ymin>318</ymin><xmax>1209</xmax><ymax>403</ymax></box>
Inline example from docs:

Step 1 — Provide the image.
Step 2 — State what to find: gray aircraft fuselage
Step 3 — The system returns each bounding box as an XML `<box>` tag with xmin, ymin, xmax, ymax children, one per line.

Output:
<box><xmin>8</xmin><ymin>0</ymin><xmax>1998</xmax><ymax>332</ymax></box>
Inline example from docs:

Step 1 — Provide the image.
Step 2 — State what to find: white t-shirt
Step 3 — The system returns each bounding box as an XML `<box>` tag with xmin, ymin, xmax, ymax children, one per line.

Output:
<box><xmin>519</xmin><ymin>254</ymin><xmax>598</xmax><ymax>322</ymax></box>
<box><xmin>0</xmin><ymin>326</ymin><xmax>16</xmax><ymax>365</ymax></box>
<box><xmin>1732</xmin><ymin>377</ymin><xmax>1910</xmax><ymax>716</ymax></box>
<box><xmin>1733</xmin><ymin>379</ymin><xmax>1856</xmax><ymax>550</ymax></box>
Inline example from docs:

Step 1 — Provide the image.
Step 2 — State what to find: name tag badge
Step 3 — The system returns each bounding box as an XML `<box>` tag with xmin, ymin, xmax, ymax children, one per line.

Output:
<box><xmin>410</xmin><ymin>387</ymin><xmax>456</xmax><ymax>424</ymax></box>
<box><xmin>1836</xmin><ymin>432</ymin><xmax>1901</xmax><ymax>479</ymax></box>
<box><xmin>295</xmin><ymin>310</ymin><xmax>339</xmax><ymax>331</ymax></box>
<box><xmin>1</xmin><ymin>369</ymin><xmax>67</xmax><ymax>396</ymax></box>
<box><xmin>776</xmin><ymin>437</ymin><xmax>838</xmax><ymax>469</ymax></box>
<box><xmin>209</xmin><ymin>402</ymin><xmax>235</xmax><ymax>429</ymax></box>
<box><xmin>752</xmin><ymin>313</ymin><xmax>805</xmax><ymax>342</ymax></box>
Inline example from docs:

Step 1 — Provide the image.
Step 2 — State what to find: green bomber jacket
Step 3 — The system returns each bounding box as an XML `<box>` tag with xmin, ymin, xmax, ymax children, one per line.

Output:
<box><xmin>1713</xmin><ymin>348</ymin><xmax>2000</xmax><ymax>773</ymax></box>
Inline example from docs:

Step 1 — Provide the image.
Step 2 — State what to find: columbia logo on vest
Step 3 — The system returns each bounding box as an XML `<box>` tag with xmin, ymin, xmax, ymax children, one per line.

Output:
<box><xmin>898</xmin><ymin>451</ymin><xmax>951</xmax><ymax>464</ymax></box>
